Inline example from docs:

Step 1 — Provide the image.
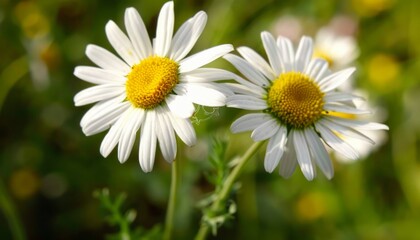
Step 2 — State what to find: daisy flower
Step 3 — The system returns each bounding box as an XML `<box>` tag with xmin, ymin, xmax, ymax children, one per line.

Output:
<box><xmin>224</xmin><ymin>32</ymin><xmax>388</xmax><ymax>180</ymax></box>
<box><xmin>313</xmin><ymin>27</ymin><xmax>359</xmax><ymax>70</ymax></box>
<box><xmin>74</xmin><ymin>2</ymin><xmax>234</xmax><ymax>172</ymax></box>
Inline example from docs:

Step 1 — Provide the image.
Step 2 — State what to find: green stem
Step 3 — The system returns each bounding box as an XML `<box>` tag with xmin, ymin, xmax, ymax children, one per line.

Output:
<box><xmin>163</xmin><ymin>159</ymin><xmax>179</xmax><ymax>240</ymax></box>
<box><xmin>195</xmin><ymin>141</ymin><xmax>264</xmax><ymax>240</ymax></box>
<box><xmin>0</xmin><ymin>178</ymin><xmax>26</xmax><ymax>240</ymax></box>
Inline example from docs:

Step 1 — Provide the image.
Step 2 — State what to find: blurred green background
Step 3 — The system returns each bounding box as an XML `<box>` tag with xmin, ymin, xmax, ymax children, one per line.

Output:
<box><xmin>1</xmin><ymin>0</ymin><xmax>420</xmax><ymax>239</ymax></box>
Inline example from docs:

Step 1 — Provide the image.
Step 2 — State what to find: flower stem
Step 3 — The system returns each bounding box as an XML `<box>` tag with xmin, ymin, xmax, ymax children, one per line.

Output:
<box><xmin>163</xmin><ymin>159</ymin><xmax>179</xmax><ymax>240</ymax></box>
<box><xmin>195</xmin><ymin>141</ymin><xmax>264</xmax><ymax>240</ymax></box>
<box><xmin>0</xmin><ymin>177</ymin><xmax>26</xmax><ymax>240</ymax></box>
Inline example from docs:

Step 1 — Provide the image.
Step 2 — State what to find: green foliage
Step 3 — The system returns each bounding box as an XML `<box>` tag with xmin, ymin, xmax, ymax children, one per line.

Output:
<box><xmin>94</xmin><ymin>189</ymin><xmax>162</xmax><ymax>240</ymax></box>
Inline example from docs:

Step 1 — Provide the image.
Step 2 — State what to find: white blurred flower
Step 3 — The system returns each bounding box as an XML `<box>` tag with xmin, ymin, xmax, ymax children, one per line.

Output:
<box><xmin>313</xmin><ymin>27</ymin><xmax>359</xmax><ymax>70</ymax></box>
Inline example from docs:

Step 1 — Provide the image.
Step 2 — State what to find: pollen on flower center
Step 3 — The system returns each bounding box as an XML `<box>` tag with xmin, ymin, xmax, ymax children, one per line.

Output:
<box><xmin>126</xmin><ymin>56</ymin><xmax>179</xmax><ymax>109</ymax></box>
<box><xmin>267</xmin><ymin>72</ymin><xmax>324</xmax><ymax>129</ymax></box>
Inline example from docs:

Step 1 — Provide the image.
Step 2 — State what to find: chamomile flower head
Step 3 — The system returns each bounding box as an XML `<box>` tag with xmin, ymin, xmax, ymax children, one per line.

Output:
<box><xmin>74</xmin><ymin>2</ymin><xmax>234</xmax><ymax>172</ymax></box>
<box><xmin>224</xmin><ymin>32</ymin><xmax>388</xmax><ymax>180</ymax></box>
<box><xmin>314</xmin><ymin>27</ymin><xmax>359</xmax><ymax>70</ymax></box>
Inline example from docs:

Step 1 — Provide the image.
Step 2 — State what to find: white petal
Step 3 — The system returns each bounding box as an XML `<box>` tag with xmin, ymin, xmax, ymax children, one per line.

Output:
<box><xmin>324</xmin><ymin>103</ymin><xmax>371</xmax><ymax>114</ymax></box>
<box><xmin>295</xmin><ymin>36</ymin><xmax>313</xmax><ymax>72</ymax></box>
<box><xmin>170</xmin><ymin>11</ymin><xmax>207</xmax><ymax>61</ymax></box>
<box><xmin>99</xmin><ymin>107</ymin><xmax>133</xmax><ymax>158</ymax></box>
<box><xmin>105</xmin><ymin>21</ymin><xmax>139</xmax><ymax>66</ymax></box>
<box><xmin>319</xmin><ymin>118</ymin><xmax>375</xmax><ymax>144</ymax></box>
<box><xmin>74</xmin><ymin>66</ymin><xmax>126</xmax><ymax>85</ymax></box>
<box><xmin>230</xmin><ymin>74</ymin><xmax>266</xmax><ymax>95</ymax></box>
<box><xmin>315</xmin><ymin>121</ymin><xmax>359</xmax><ymax>160</ymax></box>
<box><xmin>223</xmin><ymin>54</ymin><xmax>269</xmax><ymax>87</ymax></box>
<box><xmin>175</xmin><ymin>83</ymin><xmax>226</xmax><ymax>107</ymax></box>
<box><xmin>74</xmin><ymin>84</ymin><xmax>125</xmax><ymax>106</ymax></box>
<box><xmin>264</xmin><ymin>126</ymin><xmax>287</xmax><ymax>172</ymax></box>
<box><xmin>194</xmin><ymin>82</ymin><xmax>233</xmax><ymax>97</ymax></box>
<box><xmin>230</xmin><ymin>113</ymin><xmax>273</xmax><ymax>133</ymax></box>
<box><xmin>156</xmin><ymin>107</ymin><xmax>177</xmax><ymax>163</ymax></box>
<box><xmin>276</xmin><ymin>36</ymin><xmax>294</xmax><ymax>72</ymax></box>
<box><xmin>227</xmin><ymin>95</ymin><xmax>268</xmax><ymax>110</ymax></box>
<box><xmin>139</xmin><ymin>111</ymin><xmax>157</xmax><ymax>172</ymax></box>
<box><xmin>85</xmin><ymin>44</ymin><xmax>130</xmax><ymax>74</ymax></box>
<box><xmin>324</xmin><ymin>92</ymin><xmax>363</xmax><ymax>103</ymax></box>
<box><xmin>319</xmin><ymin>67</ymin><xmax>356</xmax><ymax>92</ymax></box>
<box><xmin>237</xmin><ymin>46</ymin><xmax>276</xmax><ymax>80</ymax></box>
<box><xmin>118</xmin><ymin>108</ymin><xmax>144</xmax><ymax>163</ymax></box>
<box><xmin>304</xmin><ymin>59</ymin><xmax>329</xmax><ymax>83</ymax></box>
<box><xmin>292</xmin><ymin>130</ymin><xmax>315</xmax><ymax>180</ymax></box>
<box><xmin>223</xmin><ymin>83</ymin><xmax>262</xmax><ymax>97</ymax></box>
<box><xmin>251</xmin><ymin>118</ymin><xmax>280</xmax><ymax>141</ymax></box>
<box><xmin>168</xmin><ymin>113</ymin><xmax>196</xmax><ymax>146</ymax></box>
<box><xmin>261</xmin><ymin>31</ymin><xmax>283</xmax><ymax>75</ymax></box>
<box><xmin>124</xmin><ymin>7</ymin><xmax>153</xmax><ymax>60</ymax></box>
<box><xmin>279</xmin><ymin>134</ymin><xmax>297</xmax><ymax>178</ymax></box>
<box><xmin>154</xmin><ymin>1</ymin><xmax>174</xmax><ymax>57</ymax></box>
<box><xmin>324</xmin><ymin>115</ymin><xmax>389</xmax><ymax>130</ymax></box>
<box><xmin>80</xmin><ymin>95</ymin><xmax>126</xmax><ymax>127</ymax></box>
<box><xmin>180</xmin><ymin>68</ymin><xmax>235</xmax><ymax>83</ymax></box>
<box><xmin>304</xmin><ymin>128</ymin><xmax>333</xmax><ymax>179</ymax></box>
<box><xmin>166</xmin><ymin>94</ymin><xmax>194</xmax><ymax>119</ymax></box>
<box><xmin>179</xmin><ymin>44</ymin><xmax>233</xmax><ymax>73</ymax></box>
<box><xmin>82</xmin><ymin>101</ymin><xmax>131</xmax><ymax>136</ymax></box>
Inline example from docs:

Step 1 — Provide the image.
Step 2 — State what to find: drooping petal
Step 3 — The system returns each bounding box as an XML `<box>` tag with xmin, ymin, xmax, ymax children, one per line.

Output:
<box><xmin>155</xmin><ymin>107</ymin><xmax>177</xmax><ymax>163</ymax></box>
<box><xmin>118</xmin><ymin>108</ymin><xmax>144</xmax><ymax>163</ymax></box>
<box><xmin>264</xmin><ymin>126</ymin><xmax>287</xmax><ymax>172</ymax></box>
<box><xmin>278</xmin><ymin>134</ymin><xmax>297</xmax><ymax>178</ymax></box>
<box><xmin>139</xmin><ymin>111</ymin><xmax>157</xmax><ymax>172</ymax></box>
<box><xmin>292</xmin><ymin>130</ymin><xmax>315</xmax><ymax>180</ymax></box>
<box><xmin>304</xmin><ymin>128</ymin><xmax>334</xmax><ymax>179</ymax></box>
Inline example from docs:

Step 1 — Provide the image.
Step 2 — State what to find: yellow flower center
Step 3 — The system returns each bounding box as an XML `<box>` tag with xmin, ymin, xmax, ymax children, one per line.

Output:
<box><xmin>267</xmin><ymin>72</ymin><xmax>324</xmax><ymax>129</ymax></box>
<box><xmin>314</xmin><ymin>49</ymin><xmax>334</xmax><ymax>67</ymax></box>
<box><xmin>126</xmin><ymin>56</ymin><xmax>179</xmax><ymax>109</ymax></box>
